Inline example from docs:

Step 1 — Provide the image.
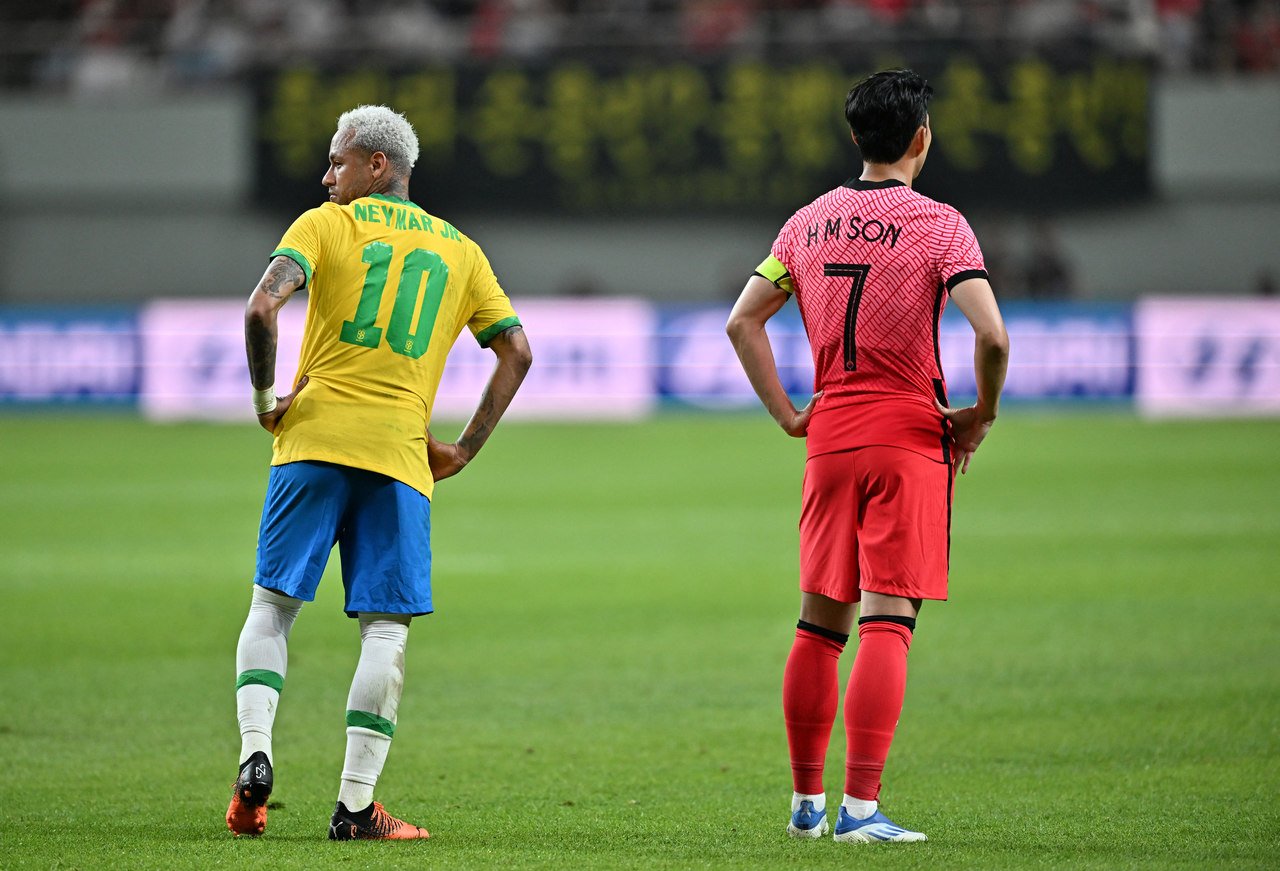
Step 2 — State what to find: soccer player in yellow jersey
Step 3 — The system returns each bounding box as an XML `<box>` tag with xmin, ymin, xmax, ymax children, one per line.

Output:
<box><xmin>225</xmin><ymin>105</ymin><xmax>532</xmax><ymax>841</ymax></box>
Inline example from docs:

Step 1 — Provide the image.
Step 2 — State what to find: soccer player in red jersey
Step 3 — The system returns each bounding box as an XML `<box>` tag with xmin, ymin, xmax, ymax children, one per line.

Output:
<box><xmin>727</xmin><ymin>69</ymin><xmax>1009</xmax><ymax>843</ymax></box>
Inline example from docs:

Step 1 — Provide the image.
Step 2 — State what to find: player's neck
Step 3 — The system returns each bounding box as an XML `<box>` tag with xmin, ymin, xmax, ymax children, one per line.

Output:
<box><xmin>367</xmin><ymin>177</ymin><xmax>411</xmax><ymax>201</ymax></box>
<box><xmin>859</xmin><ymin>162</ymin><xmax>914</xmax><ymax>188</ymax></box>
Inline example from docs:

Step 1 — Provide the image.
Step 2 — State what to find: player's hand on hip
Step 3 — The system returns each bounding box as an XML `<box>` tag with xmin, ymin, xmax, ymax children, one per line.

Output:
<box><xmin>257</xmin><ymin>376</ymin><xmax>309</xmax><ymax>434</ymax></box>
<box><xmin>934</xmin><ymin>397</ymin><xmax>995</xmax><ymax>475</ymax></box>
<box><xmin>779</xmin><ymin>392</ymin><xmax>822</xmax><ymax>438</ymax></box>
<box><xmin>427</xmin><ymin>429</ymin><xmax>470</xmax><ymax>482</ymax></box>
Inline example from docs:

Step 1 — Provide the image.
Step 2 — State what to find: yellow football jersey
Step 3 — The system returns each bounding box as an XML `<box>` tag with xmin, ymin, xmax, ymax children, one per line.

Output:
<box><xmin>268</xmin><ymin>193</ymin><xmax>520</xmax><ymax>498</ymax></box>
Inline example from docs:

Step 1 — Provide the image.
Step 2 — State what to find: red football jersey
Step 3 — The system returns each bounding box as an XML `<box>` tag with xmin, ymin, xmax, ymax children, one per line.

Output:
<box><xmin>765</xmin><ymin>178</ymin><xmax>987</xmax><ymax>462</ymax></box>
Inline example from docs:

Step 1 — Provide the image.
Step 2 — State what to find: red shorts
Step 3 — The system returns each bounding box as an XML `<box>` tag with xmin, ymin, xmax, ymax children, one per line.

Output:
<box><xmin>799</xmin><ymin>445</ymin><xmax>953</xmax><ymax>603</ymax></box>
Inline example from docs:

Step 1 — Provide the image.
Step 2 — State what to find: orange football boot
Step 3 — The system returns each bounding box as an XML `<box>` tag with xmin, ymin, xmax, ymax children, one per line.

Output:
<box><xmin>328</xmin><ymin>801</ymin><xmax>430</xmax><ymax>840</ymax></box>
<box><xmin>226</xmin><ymin>751</ymin><xmax>272</xmax><ymax>836</ymax></box>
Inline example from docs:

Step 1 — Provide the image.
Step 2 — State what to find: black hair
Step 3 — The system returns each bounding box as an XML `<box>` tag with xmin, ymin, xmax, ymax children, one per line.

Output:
<box><xmin>844</xmin><ymin>69</ymin><xmax>933</xmax><ymax>165</ymax></box>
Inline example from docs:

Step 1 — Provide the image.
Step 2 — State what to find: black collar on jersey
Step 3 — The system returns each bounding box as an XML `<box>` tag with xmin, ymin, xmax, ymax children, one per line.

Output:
<box><xmin>843</xmin><ymin>178</ymin><xmax>907</xmax><ymax>191</ymax></box>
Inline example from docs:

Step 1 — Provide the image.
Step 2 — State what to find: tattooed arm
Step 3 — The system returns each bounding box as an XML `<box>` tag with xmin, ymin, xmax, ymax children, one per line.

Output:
<box><xmin>245</xmin><ymin>256</ymin><xmax>308</xmax><ymax>432</ymax></box>
<box><xmin>427</xmin><ymin>325</ymin><xmax>532</xmax><ymax>482</ymax></box>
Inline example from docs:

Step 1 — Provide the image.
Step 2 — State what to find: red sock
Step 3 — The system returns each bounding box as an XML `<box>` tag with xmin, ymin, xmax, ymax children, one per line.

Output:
<box><xmin>844</xmin><ymin>619</ymin><xmax>914</xmax><ymax>801</ymax></box>
<box><xmin>783</xmin><ymin>624</ymin><xmax>847</xmax><ymax>795</ymax></box>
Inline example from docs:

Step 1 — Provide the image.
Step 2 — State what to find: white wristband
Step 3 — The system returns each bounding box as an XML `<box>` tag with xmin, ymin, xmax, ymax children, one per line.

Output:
<box><xmin>252</xmin><ymin>386</ymin><xmax>278</xmax><ymax>415</ymax></box>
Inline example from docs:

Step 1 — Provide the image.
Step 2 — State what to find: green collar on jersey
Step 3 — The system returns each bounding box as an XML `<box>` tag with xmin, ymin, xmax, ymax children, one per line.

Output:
<box><xmin>367</xmin><ymin>192</ymin><xmax>426</xmax><ymax>211</ymax></box>
<box><xmin>843</xmin><ymin>178</ymin><xmax>907</xmax><ymax>191</ymax></box>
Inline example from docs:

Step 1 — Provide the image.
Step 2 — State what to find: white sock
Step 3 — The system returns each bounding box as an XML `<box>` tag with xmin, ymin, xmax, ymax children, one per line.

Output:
<box><xmin>842</xmin><ymin>794</ymin><xmax>877</xmax><ymax>819</ymax></box>
<box><xmin>235</xmin><ymin>586</ymin><xmax>303</xmax><ymax>765</ymax></box>
<box><xmin>792</xmin><ymin>792</ymin><xmax>826</xmax><ymax>813</ymax></box>
<box><xmin>337</xmin><ymin>614</ymin><xmax>411</xmax><ymax>811</ymax></box>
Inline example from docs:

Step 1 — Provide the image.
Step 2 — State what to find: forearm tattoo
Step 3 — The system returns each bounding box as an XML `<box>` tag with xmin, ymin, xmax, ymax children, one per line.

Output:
<box><xmin>459</xmin><ymin>326</ymin><xmax>528</xmax><ymax>456</ymax></box>
<box><xmin>459</xmin><ymin>397</ymin><xmax>493</xmax><ymax>457</ymax></box>
<box><xmin>246</xmin><ymin>257</ymin><xmax>305</xmax><ymax>388</ymax></box>
<box><xmin>245</xmin><ymin>317</ymin><xmax>276</xmax><ymax>389</ymax></box>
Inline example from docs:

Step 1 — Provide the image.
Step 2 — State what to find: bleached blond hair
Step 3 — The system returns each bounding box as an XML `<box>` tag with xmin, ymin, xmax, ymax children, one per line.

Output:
<box><xmin>335</xmin><ymin>105</ymin><xmax>419</xmax><ymax>173</ymax></box>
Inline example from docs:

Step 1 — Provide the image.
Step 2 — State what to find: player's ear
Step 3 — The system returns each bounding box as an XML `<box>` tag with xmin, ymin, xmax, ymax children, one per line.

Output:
<box><xmin>370</xmin><ymin>150</ymin><xmax>388</xmax><ymax>178</ymax></box>
<box><xmin>910</xmin><ymin>125</ymin><xmax>927</xmax><ymax>156</ymax></box>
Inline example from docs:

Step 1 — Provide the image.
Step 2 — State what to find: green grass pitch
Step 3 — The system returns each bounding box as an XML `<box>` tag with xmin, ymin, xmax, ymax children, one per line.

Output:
<box><xmin>0</xmin><ymin>412</ymin><xmax>1277</xmax><ymax>869</ymax></box>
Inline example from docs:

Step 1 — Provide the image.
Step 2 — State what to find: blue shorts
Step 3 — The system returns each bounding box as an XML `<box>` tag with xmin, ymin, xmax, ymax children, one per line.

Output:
<box><xmin>254</xmin><ymin>460</ymin><xmax>432</xmax><ymax>617</ymax></box>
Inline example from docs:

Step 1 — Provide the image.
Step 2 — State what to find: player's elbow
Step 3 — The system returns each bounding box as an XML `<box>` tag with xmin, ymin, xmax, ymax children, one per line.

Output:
<box><xmin>496</xmin><ymin>330</ymin><xmax>533</xmax><ymax>375</ymax></box>
<box><xmin>245</xmin><ymin>293</ymin><xmax>275</xmax><ymax>330</ymax></box>
<box><xmin>511</xmin><ymin>342</ymin><xmax>533</xmax><ymax>376</ymax></box>
<box><xmin>988</xmin><ymin>325</ymin><xmax>1011</xmax><ymax>356</ymax></box>
<box><xmin>245</xmin><ymin>282</ymin><xmax>286</xmax><ymax>321</ymax></box>
<box><xmin>977</xmin><ymin>325</ymin><xmax>1010</xmax><ymax>362</ymax></box>
<box><xmin>725</xmin><ymin>312</ymin><xmax>753</xmax><ymax>345</ymax></box>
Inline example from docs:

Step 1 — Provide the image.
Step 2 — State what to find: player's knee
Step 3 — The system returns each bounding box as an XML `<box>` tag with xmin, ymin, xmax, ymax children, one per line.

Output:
<box><xmin>250</xmin><ymin>585</ymin><xmax>303</xmax><ymax>621</ymax></box>
<box><xmin>796</xmin><ymin>619</ymin><xmax>851</xmax><ymax>645</ymax></box>
<box><xmin>357</xmin><ymin>612</ymin><xmax>411</xmax><ymax>627</ymax></box>
<box><xmin>858</xmin><ymin>614</ymin><xmax>917</xmax><ymax>632</ymax></box>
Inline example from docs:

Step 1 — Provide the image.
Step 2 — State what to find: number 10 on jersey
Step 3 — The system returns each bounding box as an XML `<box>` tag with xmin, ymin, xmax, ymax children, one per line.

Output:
<box><xmin>340</xmin><ymin>242</ymin><xmax>449</xmax><ymax>360</ymax></box>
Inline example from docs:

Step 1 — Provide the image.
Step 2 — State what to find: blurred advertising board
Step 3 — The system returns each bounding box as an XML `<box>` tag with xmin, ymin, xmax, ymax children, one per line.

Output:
<box><xmin>137</xmin><ymin>298</ymin><xmax>653</xmax><ymax>422</ymax></box>
<box><xmin>658</xmin><ymin>306</ymin><xmax>812</xmax><ymax>408</ymax></box>
<box><xmin>941</xmin><ymin>303</ymin><xmax>1134</xmax><ymax>402</ymax></box>
<box><xmin>254</xmin><ymin>55</ymin><xmax>1148</xmax><ymax>216</ymax></box>
<box><xmin>0</xmin><ymin>308</ymin><xmax>139</xmax><ymax>405</ymax></box>
<box><xmin>657</xmin><ymin>302</ymin><xmax>1134</xmax><ymax>407</ymax></box>
<box><xmin>434</xmin><ymin>298</ymin><xmax>655</xmax><ymax>420</ymax></box>
<box><xmin>139</xmin><ymin>300</ymin><xmax>307</xmax><ymax>422</ymax></box>
<box><xmin>1136</xmin><ymin>298</ymin><xmax>1280</xmax><ymax>417</ymax></box>
<box><xmin>14</xmin><ymin>299</ymin><xmax>1279</xmax><ymax>418</ymax></box>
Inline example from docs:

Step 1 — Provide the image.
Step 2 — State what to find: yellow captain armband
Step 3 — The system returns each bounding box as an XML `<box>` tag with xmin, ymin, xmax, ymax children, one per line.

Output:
<box><xmin>754</xmin><ymin>254</ymin><xmax>794</xmax><ymax>295</ymax></box>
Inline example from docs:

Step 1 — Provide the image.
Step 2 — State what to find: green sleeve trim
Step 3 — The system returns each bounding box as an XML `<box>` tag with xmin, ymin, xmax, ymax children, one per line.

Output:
<box><xmin>270</xmin><ymin>247</ymin><xmax>313</xmax><ymax>288</ymax></box>
<box><xmin>755</xmin><ymin>254</ymin><xmax>794</xmax><ymax>294</ymax></box>
<box><xmin>346</xmin><ymin>710</ymin><xmax>396</xmax><ymax>737</ymax></box>
<box><xmin>236</xmin><ymin>669</ymin><xmax>284</xmax><ymax>693</ymax></box>
<box><xmin>475</xmin><ymin>316</ymin><xmax>522</xmax><ymax>348</ymax></box>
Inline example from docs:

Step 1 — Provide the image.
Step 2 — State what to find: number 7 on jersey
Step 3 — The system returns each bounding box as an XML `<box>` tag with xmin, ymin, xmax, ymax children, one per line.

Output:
<box><xmin>823</xmin><ymin>263</ymin><xmax>871</xmax><ymax>372</ymax></box>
